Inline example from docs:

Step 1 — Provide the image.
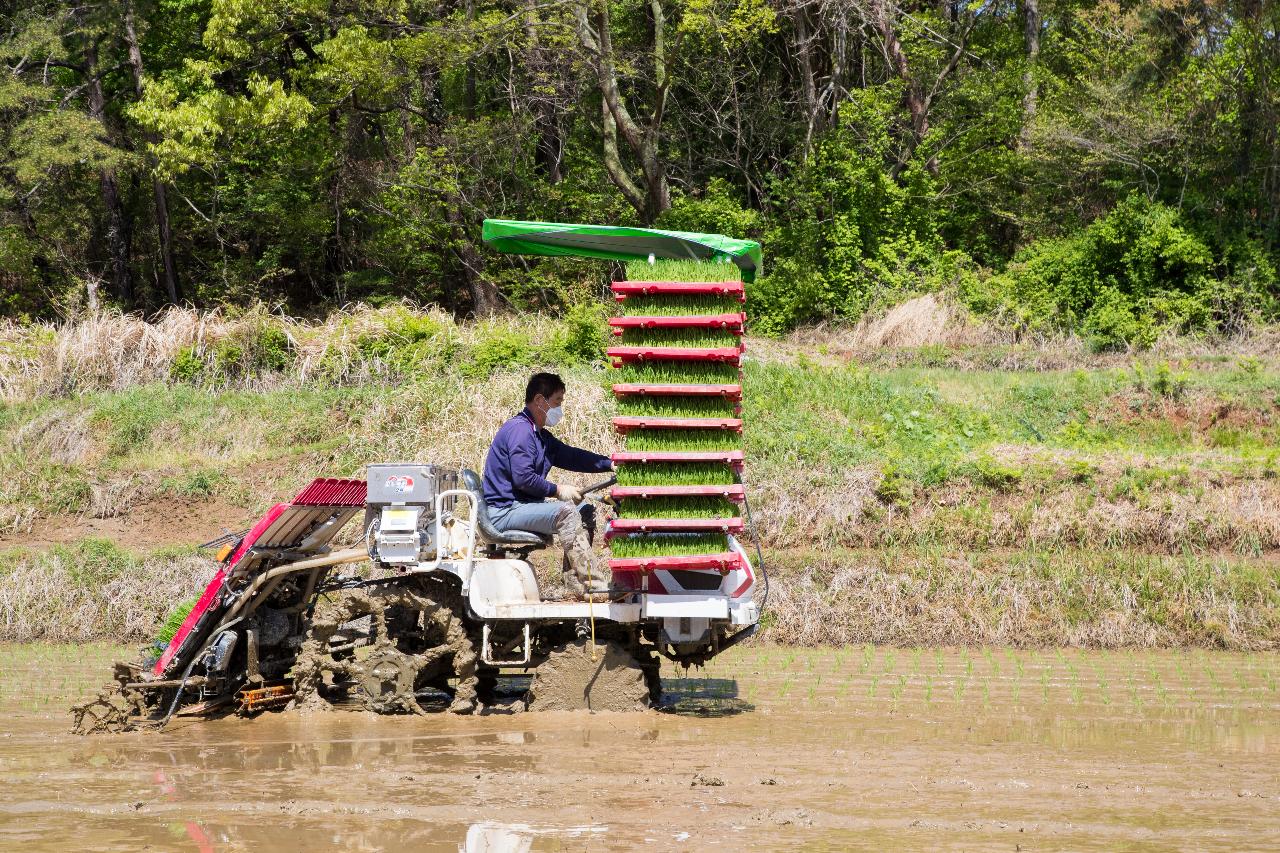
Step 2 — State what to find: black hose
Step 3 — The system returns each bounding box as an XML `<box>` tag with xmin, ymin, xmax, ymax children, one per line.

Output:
<box><xmin>155</xmin><ymin>616</ymin><xmax>244</xmax><ymax>730</ymax></box>
<box><xmin>736</xmin><ymin>471</ymin><xmax>768</xmax><ymax>612</ymax></box>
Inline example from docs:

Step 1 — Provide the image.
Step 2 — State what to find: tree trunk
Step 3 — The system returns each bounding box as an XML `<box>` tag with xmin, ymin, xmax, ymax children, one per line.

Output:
<box><xmin>795</xmin><ymin>3</ymin><xmax>821</xmax><ymax>157</ymax></box>
<box><xmin>524</xmin><ymin>0</ymin><xmax>563</xmax><ymax>182</ymax></box>
<box><xmin>447</xmin><ymin>202</ymin><xmax>498</xmax><ymax>316</ymax></box>
<box><xmin>576</xmin><ymin>0</ymin><xmax>670</xmax><ymax>223</ymax></box>
<box><xmin>1019</xmin><ymin>0</ymin><xmax>1041</xmax><ymax>149</ymax></box>
<box><xmin>86</xmin><ymin>41</ymin><xmax>135</xmax><ymax>308</ymax></box>
<box><xmin>123</xmin><ymin>0</ymin><xmax>181</xmax><ymax>304</ymax></box>
<box><xmin>464</xmin><ymin>0</ymin><xmax>477</xmax><ymax>121</ymax></box>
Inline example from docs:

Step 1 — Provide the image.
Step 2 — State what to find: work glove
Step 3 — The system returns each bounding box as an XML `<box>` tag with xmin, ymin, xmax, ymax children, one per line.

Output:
<box><xmin>556</xmin><ymin>483</ymin><xmax>584</xmax><ymax>504</ymax></box>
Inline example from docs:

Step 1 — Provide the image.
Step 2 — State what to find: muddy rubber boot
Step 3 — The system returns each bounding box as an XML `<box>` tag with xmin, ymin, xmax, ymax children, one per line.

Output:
<box><xmin>565</xmin><ymin>528</ymin><xmax>613</xmax><ymax>601</ymax></box>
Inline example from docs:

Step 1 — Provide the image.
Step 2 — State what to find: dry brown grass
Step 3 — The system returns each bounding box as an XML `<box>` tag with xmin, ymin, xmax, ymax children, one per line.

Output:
<box><xmin>761</xmin><ymin>548</ymin><xmax>1279</xmax><ymax>651</ymax></box>
<box><xmin>0</xmin><ymin>304</ymin><xmax>592</xmax><ymax>400</ymax></box>
<box><xmin>0</xmin><ymin>547</ymin><xmax>216</xmax><ymax>643</ymax></box>
<box><xmin>845</xmin><ymin>294</ymin><xmax>1005</xmax><ymax>349</ymax></box>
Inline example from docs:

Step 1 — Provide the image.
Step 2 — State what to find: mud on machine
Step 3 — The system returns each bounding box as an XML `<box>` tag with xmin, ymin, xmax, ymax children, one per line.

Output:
<box><xmin>72</xmin><ymin>221</ymin><xmax>767</xmax><ymax>733</ymax></box>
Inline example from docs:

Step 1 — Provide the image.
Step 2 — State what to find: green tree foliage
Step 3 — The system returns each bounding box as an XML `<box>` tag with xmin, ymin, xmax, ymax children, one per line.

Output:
<box><xmin>0</xmin><ymin>0</ymin><xmax>1276</xmax><ymax>346</ymax></box>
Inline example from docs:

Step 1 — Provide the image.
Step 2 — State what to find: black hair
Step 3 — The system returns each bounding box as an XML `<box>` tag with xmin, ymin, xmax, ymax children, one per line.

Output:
<box><xmin>525</xmin><ymin>372</ymin><xmax>566</xmax><ymax>404</ymax></box>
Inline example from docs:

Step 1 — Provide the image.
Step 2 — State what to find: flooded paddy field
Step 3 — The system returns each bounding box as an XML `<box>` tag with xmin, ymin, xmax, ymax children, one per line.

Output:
<box><xmin>1</xmin><ymin>643</ymin><xmax>1277</xmax><ymax>851</ymax></box>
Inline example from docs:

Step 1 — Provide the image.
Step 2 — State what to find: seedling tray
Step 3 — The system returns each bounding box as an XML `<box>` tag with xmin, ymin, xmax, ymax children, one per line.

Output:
<box><xmin>612</xmin><ymin>280</ymin><xmax>745</xmax><ymax>300</ymax></box>
<box><xmin>608</xmin><ymin>551</ymin><xmax>747</xmax><ymax>574</ymax></box>
<box><xmin>610</xmin><ymin>484</ymin><xmax>745</xmax><ymax>501</ymax></box>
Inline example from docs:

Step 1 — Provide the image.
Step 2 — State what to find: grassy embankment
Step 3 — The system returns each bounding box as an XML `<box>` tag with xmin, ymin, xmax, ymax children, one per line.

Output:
<box><xmin>1</xmin><ymin>306</ymin><xmax>1278</xmax><ymax>649</ymax></box>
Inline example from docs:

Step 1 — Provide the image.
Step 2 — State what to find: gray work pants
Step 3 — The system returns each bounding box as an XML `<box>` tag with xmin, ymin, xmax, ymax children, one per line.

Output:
<box><xmin>488</xmin><ymin>500</ymin><xmax>605</xmax><ymax>592</ymax></box>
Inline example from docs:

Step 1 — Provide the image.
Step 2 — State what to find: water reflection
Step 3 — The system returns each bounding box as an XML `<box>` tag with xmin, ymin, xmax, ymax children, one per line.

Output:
<box><xmin>461</xmin><ymin>821</ymin><xmax>606</xmax><ymax>853</ymax></box>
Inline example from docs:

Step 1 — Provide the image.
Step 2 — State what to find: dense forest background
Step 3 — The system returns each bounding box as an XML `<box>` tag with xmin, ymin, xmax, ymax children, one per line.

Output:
<box><xmin>1</xmin><ymin>0</ymin><xmax>1278</xmax><ymax>348</ymax></box>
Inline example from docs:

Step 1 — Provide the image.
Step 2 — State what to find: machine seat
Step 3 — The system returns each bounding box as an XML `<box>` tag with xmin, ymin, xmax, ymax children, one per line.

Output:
<box><xmin>460</xmin><ymin>469</ymin><xmax>552</xmax><ymax>549</ymax></box>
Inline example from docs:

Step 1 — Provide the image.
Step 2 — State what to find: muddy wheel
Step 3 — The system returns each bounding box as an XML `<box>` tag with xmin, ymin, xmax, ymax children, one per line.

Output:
<box><xmin>290</xmin><ymin>577</ymin><xmax>480</xmax><ymax>715</ymax></box>
<box><xmin>525</xmin><ymin>639</ymin><xmax>651</xmax><ymax>712</ymax></box>
<box><xmin>70</xmin><ymin>691</ymin><xmax>136</xmax><ymax>735</ymax></box>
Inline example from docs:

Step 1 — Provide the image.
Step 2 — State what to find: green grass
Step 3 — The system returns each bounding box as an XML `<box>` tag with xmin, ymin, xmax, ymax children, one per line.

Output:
<box><xmin>614</xmin><ymin>462</ymin><xmax>734</xmax><ymax>486</ymax></box>
<box><xmin>616</xmin><ymin>396</ymin><xmax>738</xmax><ymax>418</ymax></box>
<box><xmin>613</xmin><ymin>361</ymin><xmax>740</xmax><ymax>384</ymax></box>
<box><xmin>625</xmin><ymin>428</ymin><xmax>744</xmax><ymax>451</ymax></box>
<box><xmin>614</xmin><ymin>496</ymin><xmax>740</xmax><ymax>518</ymax></box>
<box><xmin>620</xmin><ymin>294</ymin><xmax>743</xmax><ymax>316</ymax></box>
<box><xmin>609</xmin><ymin>533</ymin><xmax>732</xmax><ymax>557</ymax></box>
<box><xmin>624</xmin><ymin>258</ymin><xmax>742</xmax><ymax>282</ymax></box>
<box><xmin>618</xmin><ymin>327</ymin><xmax>740</xmax><ymax>347</ymax></box>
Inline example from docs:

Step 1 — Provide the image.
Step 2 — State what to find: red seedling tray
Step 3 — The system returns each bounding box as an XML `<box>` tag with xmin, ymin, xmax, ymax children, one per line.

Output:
<box><xmin>612</xmin><ymin>280</ymin><xmax>745</xmax><ymax>301</ymax></box>
<box><xmin>608</xmin><ymin>517</ymin><xmax>744</xmax><ymax>534</ymax></box>
<box><xmin>612</xmin><ymin>383</ymin><xmax>742</xmax><ymax>400</ymax></box>
<box><xmin>607</xmin><ymin>345</ymin><xmax>742</xmax><ymax>364</ymax></box>
<box><xmin>612</xmin><ymin>416</ymin><xmax>742</xmax><ymax>432</ymax></box>
<box><xmin>611</xmin><ymin>484</ymin><xmax>745</xmax><ymax>501</ymax></box>
<box><xmin>608</xmin><ymin>314</ymin><xmax>745</xmax><ymax>332</ymax></box>
<box><xmin>612</xmin><ymin>449</ymin><xmax>745</xmax><ymax>466</ymax></box>
<box><xmin>609</xmin><ymin>551</ymin><xmax>746</xmax><ymax>574</ymax></box>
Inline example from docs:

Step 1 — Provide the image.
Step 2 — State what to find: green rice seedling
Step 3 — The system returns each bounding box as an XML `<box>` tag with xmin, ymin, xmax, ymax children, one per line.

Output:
<box><xmin>609</xmin><ymin>533</ymin><xmax>731</xmax><ymax>557</ymax></box>
<box><xmin>624</xmin><ymin>258</ymin><xmax>742</xmax><ymax>282</ymax></box>
<box><xmin>153</xmin><ymin>596</ymin><xmax>199</xmax><ymax>647</ymax></box>
<box><xmin>616</xmin><ymin>395</ymin><xmax>738</xmax><ymax>418</ymax></box>
<box><xmin>614</xmin><ymin>496</ymin><xmax>739</xmax><ymax>518</ymax></box>
<box><xmin>625</xmin><ymin>429</ymin><xmax>743</xmax><ymax>451</ymax></box>
<box><xmin>620</xmin><ymin>294</ymin><xmax>742</xmax><ymax>316</ymax></box>
<box><xmin>614</xmin><ymin>361</ymin><xmax>740</xmax><ymax>384</ymax></box>
<box><xmin>615</xmin><ymin>462</ymin><xmax>734</xmax><ymax>486</ymax></box>
<box><xmin>619</xmin><ymin>327</ymin><xmax>740</xmax><ymax>347</ymax></box>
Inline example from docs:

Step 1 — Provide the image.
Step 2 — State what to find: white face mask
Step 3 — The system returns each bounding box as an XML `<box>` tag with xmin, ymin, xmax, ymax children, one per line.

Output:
<box><xmin>536</xmin><ymin>397</ymin><xmax>564</xmax><ymax>427</ymax></box>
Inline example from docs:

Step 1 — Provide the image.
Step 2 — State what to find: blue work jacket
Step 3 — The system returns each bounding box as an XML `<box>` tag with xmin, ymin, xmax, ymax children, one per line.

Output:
<box><xmin>482</xmin><ymin>408</ymin><xmax>610</xmax><ymax>508</ymax></box>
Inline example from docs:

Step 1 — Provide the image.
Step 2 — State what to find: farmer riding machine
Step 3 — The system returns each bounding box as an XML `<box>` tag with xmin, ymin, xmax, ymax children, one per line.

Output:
<box><xmin>72</xmin><ymin>222</ymin><xmax>766</xmax><ymax>733</ymax></box>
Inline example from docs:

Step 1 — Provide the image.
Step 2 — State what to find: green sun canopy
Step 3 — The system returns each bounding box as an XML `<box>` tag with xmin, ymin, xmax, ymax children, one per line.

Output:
<box><xmin>481</xmin><ymin>219</ymin><xmax>762</xmax><ymax>280</ymax></box>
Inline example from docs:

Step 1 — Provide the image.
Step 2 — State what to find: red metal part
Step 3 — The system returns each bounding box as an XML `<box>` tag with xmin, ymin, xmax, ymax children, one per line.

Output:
<box><xmin>611</xmin><ymin>484</ymin><xmax>745</xmax><ymax>501</ymax></box>
<box><xmin>611</xmin><ymin>383</ymin><xmax>742</xmax><ymax>400</ymax></box>
<box><xmin>608</xmin><ymin>551</ymin><xmax>746</xmax><ymax>574</ymax></box>
<box><xmin>608</xmin><ymin>314</ymin><xmax>745</xmax><ymax>332</ymax></box>
<box><xmin>607</xmin><ymin>345</ymin><xmax>742</xmax><ymax>364</ymax></box>
<box><xmin>607</xmin><ymin>517</ymin><xmax>744</xmax><ymax>534</ymax></box>
<box><xmin>611</xmin><ymin>280</ymin><xmax>745</xmax><ymax>300</ymax></box>
<box><xmin>155</xmin><ymin>501</ymin><xmax>290</xmax><ymax>675</ymax></box>
<box><xmin>612</xmin><ymin>416</ymin><xmax>742</xmax><ymax>432</ymax></box>
<box><xmin>293</xmin><ymin>477</ymin><xmax>367</xmax><ymax>507</ymax></box>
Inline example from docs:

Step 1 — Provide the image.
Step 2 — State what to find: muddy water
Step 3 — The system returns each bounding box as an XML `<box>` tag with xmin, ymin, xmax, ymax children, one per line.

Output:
<box><xmin>2</xmin><ymin>644</ymin><xmax>1278</xmax><ymax>851</ymax></box>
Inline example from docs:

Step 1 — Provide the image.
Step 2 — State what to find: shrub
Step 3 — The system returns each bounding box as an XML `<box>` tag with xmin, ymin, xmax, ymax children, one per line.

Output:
<box><xmin>467</xmin><ymin>328</ymin><xmax>535</xmax><ymax>376</ymax></box>
<box><xmin>975</xmin><ymin>194</ymin><xmax>1271</xmax><ymax>348</ymax></box>
<box><xmin>756</xmin><ymin>88</ymin><xmax>976</xmax><ymax>334</ymax></box>
<box><xmin>542</xmin><ymin>302</ymin><xmax>605</xmax><ymax>365</ymax></box>
<box><xmin>170</xmin><ymin>345</ymin><xmax>205</xmax><ymax>382</ymax></box>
